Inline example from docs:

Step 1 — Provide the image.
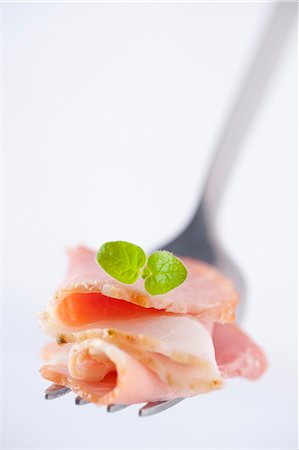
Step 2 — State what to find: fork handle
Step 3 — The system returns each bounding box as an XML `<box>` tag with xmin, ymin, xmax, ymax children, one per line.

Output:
<box><xmin>196</xmin><ymin>3</ymin><xmax>296</xmax><ymax>223</ymax></box>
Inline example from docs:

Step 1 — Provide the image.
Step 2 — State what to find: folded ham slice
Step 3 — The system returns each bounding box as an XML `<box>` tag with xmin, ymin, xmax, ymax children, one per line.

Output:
<box><xmin>40</xmin><ymin>322</ymin><xmax>267</xmax><ymax>405</ymax></box>
<box><xmin>40</xmin><ymin>314</ymin><xmax>224</xmax><ymax>401</ymax></box>
<box><xmin>213</xmin><ymin>324</ymin><xmax>268</xmax><ymax>380</ymax></box>
<box><xmin>39</xmin><ymin>245</ymin><xmax>266</xmax><ymax>407</ymax></box>
<box><xmin>41</xmin><ymin>340</ymin><xmax>180</xmax><ymax>405</ymax></box>
<box><xmin>47</xmin><ymin>246</ymin><xmax>238</xmax><ymax>324</ymax></box>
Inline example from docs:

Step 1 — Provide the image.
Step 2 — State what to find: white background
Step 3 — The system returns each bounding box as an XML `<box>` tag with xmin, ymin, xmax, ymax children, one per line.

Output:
<box><xmin>2</xmin><ymin>2</ymin><xmax>297</xmax><ymax>449</ymax></box>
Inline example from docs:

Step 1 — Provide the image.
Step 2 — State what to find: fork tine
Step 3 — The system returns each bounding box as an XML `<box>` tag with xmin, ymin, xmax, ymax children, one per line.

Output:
<box><xmin>75</xmin><ymin>396</ymin><xmax>90</xmax><ymax>405</ymax></box>
<box><xmin>44</xmin><ymin>384</ymin><xmax>71</xmax><ymax>400</ymax></box>
<box><xmin>139</xmin><ymin>398</ymin><xmax>184</xmax><ymax>417</ymax></box>
<box><xmin>107</xmin><ymin>404</ymin><xmax>129</xmax><ymax>413</ymax></box>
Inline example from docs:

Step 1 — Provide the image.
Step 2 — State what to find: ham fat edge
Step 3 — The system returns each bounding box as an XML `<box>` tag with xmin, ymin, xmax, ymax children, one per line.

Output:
<box><xmin>39</xmin><ymin>246</ymin><xmax>267</xmax><ymax>406</ymax></box>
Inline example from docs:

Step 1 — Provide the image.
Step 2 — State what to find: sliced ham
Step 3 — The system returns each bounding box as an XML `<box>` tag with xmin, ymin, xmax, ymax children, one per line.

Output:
<box><xmin>40</xmin><ymin>315</ymin><xmax>224</xmax><ymax>400</ymax></box>
<box><xmin>40</xmin><ymin>336</ymin><xmax>222</xmax><ymax>404</ymax></box>
<box><xmin>39</xmin><ymin>246</ymin><xmax>266</xmax><ymax>407</ymax></box>
<box><xmin>40</xmin><ymin>313</ymin><xmax>219</xmax><ymax>367</ymax></box>
<box><xmin>47</xmin><ymin>246</ymin><xmax>238</xmax><ymax>324</ymax></box>
<box><xmin>40</xmin><ymin>322</ymin><xmax>267</xmax><ymax>405</ymax></box>
<box><xmin>41</xmin><ymin>340</ymin><xmax>179</xmax><ymax>405</ymax></box>
<box><xmin>213</xmin><ymin>323</ymin><xmax>268</xmax><ymax>380</ymax></box>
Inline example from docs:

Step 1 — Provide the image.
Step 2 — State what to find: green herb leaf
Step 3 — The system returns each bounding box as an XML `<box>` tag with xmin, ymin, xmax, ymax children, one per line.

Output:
<box><xmin>96</xmin><ymin>241</ymin><xmax>188</xmax><ymax>295</ymax></box>
<box><xmin>142</xmin><ymin>251</ymin><xmax>187</xmax><ymax>295</ymax></box>
<box><xmin>96</xmin><ymin>241</ymin><xmax>146</xmax><ymax>284</ymax></box>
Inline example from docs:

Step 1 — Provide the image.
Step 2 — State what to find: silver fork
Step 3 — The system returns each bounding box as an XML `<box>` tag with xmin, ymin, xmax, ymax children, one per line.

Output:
<box><xmin>44</xmin><ymin>3</ymin><xmax>295</xmax><ymax>417</ymax></box>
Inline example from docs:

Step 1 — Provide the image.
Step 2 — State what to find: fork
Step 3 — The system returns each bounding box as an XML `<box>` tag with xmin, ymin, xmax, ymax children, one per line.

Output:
<box><xmin>44</xmin><ymin>3</ymin><xmax>295</xmax><ymax>417</ymax></box>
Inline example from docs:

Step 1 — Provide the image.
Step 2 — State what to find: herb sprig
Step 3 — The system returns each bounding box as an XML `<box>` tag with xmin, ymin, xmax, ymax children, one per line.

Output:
<box><xmin>96</xmin><ymin>241</ymin><xmax>187</xmax><ymax>295</ymax></box>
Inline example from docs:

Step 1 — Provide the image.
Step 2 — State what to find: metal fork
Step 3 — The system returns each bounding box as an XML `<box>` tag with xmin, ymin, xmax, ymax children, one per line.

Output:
<box><xmin>44</xmin><ymin>3</ymin><xmax>295</xmax><ymax>417</ymax></box>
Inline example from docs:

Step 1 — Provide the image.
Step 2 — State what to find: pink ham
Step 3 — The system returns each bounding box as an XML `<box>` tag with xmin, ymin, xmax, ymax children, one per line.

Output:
<box><xmin>40</xmin><ymin>322</ymin><xmax>267</xmax><ymax>406</ymax></box>
<box><xmin>41</xmin><ymin>340</ymin><xmax>180</xmax><ymax>405</ymax></box>
<box><xmin>39</xmin><ymin>245</ymin><xmax>266</xmax><ymax>407</ymax></box>
<box><xmin>213</xmin><ymin>324</ymin><xmax>268</xmax><ymax>380</ymax></box>
<box><xmin>48</xmin><ymin>246</ymin><xmax>238</xmax><ymax>323</ymax></box>
<box><xmin>40</xmin><ymin>315</ymin><xmax>224</xmax><ymax>400</ymax></box>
